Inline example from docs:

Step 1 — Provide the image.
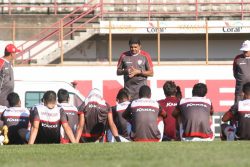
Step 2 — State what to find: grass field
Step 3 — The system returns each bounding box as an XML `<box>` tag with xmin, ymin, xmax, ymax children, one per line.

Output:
<box><xmin>0</xmin><ymin>141</ymin><xmax>250</xmax><ymax>167</ymax></box>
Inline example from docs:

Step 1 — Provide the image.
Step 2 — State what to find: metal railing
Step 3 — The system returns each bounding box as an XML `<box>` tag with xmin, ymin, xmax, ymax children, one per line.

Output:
<box><xmin>1</xmin><ymin>0</ymin><xmax>250</xmax><ymax>65</ymax></box>
<box><xmin>15</xmin><ymin>0</ymin><xmax>100</xmax><ymax>64</ymax></box>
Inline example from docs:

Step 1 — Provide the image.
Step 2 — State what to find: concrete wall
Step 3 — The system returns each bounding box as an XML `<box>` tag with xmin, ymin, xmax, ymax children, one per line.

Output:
<box><xmin>0</xmin><ymin>15</ymin><xmax>63</xmax><ymax>40</ymax></box>
<box><xmin>63</xmin><ymin>34</ymin><xmax>245</xmax><ymax>62</ymax></box>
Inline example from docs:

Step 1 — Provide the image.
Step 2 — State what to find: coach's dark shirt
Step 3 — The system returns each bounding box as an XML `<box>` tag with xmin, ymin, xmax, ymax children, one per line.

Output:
<box><xmin>117</xmin><ymin>50</ymin><xmax>153</xmax><ymax>99</ymax></box>
<box><xmin>0</xmin><ymin>58</ymin><xmax>14</xmax><ymax>106</ymax></box>
<box><xmin>233</xmin><ymin>54</ymin><xmax>250</xmax><ymax>101</ymax></box>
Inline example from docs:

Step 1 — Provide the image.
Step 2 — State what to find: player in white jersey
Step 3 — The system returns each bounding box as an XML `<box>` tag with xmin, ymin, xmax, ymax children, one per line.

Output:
<box><xmin>1</xmin><ymin>92</ymin><xmax>30</xmax><ymax>144</ymax></box>
<box><xmin>28</xmin><ymin>91</ymin><xmax>76</xmax><ymax>144</ymax></box>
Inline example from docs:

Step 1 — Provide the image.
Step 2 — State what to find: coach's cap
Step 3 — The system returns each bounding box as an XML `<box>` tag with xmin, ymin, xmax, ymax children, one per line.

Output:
<box><xmin>240</xmin><ymin>40</ymin><xmax>250</xmax><ymax>51</ymax></box>
<box><xmin>5</xmin><ymin>44</ymin><xmax>21</xmax><ymax>53</ymax></box>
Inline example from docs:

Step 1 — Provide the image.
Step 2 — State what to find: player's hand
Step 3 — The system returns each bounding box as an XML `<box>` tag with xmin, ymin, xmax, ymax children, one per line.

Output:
<box><xmin>128</xmin><ymin>67</ymin><xmax>140</xmax><ymax>78</ymax></box>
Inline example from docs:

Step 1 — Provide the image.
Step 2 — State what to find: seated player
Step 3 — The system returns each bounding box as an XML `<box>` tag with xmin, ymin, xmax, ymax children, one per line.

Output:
<box><xmin>57</xmin><ymin>89</ymin><xmax>83</xmax><ymax>143</ymax></box>
<box><xmin>221</xmin><ymin>82</ymin><xmax>250</xmax><ymax>141</ymax></box>
<box><xmin>1</xmin><ymin>92</ymin><xmax>30</xmax><ymax>144</ymax></box>
<box><xmin>28</xmin><ymin>90</ymin><xmax>76</xmax><ymax>144</ymax></box>
<box><xmin>79</xmin><ymin>88</ymin><xmax>121</xmax><ymax>143</ymax></box>
<box><xmin>110</xmin><ymin>88</ymin><xmax>131</xmax><ymax>141</ymax></box>
<box><xmin>172</xmin><ymin>83</ymin><xmax>214</xmax><ymax>141</ymax></box>
<box><xmin>158</xmin><ymin>81</ymin><xmax>181</xmax><ymax>141</ymax></box>
<box><xmin>123</xmin><ymin>85</ymin><xmax>165</xmax><ymax>142</ymax></box>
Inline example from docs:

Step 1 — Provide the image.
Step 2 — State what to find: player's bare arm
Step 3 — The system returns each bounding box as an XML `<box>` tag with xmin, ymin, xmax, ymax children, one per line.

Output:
<box><xmin>62</xmin><ymin>122</ymin><xmax>76</xmax><ymax>143</ymax></box>
<box><xmin>222</xmin><ymin>111</ymin><xmax>233</xmax><ymax>122</ymax></box>
<box><xmin>75</xmin><ymin>113</ymin><xmax>84</xmax><ymax>143</ymax></box>
<box><xmin>28</xmin><ymin>120</ymin><xmax>39</xmax><ymax>144</ymax></box>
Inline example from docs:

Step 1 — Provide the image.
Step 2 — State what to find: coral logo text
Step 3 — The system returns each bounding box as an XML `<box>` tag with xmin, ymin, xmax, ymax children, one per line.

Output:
<box><xmin>223</xmin><ymin>22</ymin><xmax>243</xmax><ymax>32</ymax></box>
<box><xmin>147</xmin><ymin>22</ymin><xmax>167</xmax><ymax>33</ymax></box>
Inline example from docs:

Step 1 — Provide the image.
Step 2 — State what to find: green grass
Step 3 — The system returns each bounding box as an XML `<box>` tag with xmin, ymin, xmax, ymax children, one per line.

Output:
<box><xmin>0</xmin><ymin>141</ymin><xmax>249</xmax><ymax>167</ymax></box>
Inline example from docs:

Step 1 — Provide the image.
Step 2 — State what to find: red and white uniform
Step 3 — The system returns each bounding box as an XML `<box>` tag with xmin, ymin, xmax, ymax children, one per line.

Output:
<box><xmin>30</xmin><ymin>104</ymin><xmax>68</xmax><ymax>144</ymax></box>
<box><xmin>58</xmin><ymin>103</ymin><xmax>79</xmax><ymax>143</ymax></box>
<box><xmin>158</xmin><ymin>97</ymin><xmax>179</xmax><ymax>140</ymax></box>
<box><xmin>177</xmin><ymin>97</ymin><xmax>214</xmax><ymax>140</ymax></box>
<box><xmin>1</xmin><ymin>107</ymin><xmax>30</xmax><ymax>144</ymax></box>
<box><xmin>123</xmin><ymin>98</ymin><xmax>162</xmax><ymax>142</ymax></box>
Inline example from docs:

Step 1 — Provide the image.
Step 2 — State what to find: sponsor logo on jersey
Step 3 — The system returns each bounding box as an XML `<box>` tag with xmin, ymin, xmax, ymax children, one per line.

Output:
<box><xmin>88</xmin><ymin>104</ymin><xmax>98</xmax><ymax>108</ymax></box>
<box><xmin>136</xmin><ymin>108</ymin><xmax>155</xmax><ymax>112</ymax></box>
<box><xmin>7</xmin><ymin>118</ymin><xmax>26</xmax><ymax>122</ymax></box>
<box><xmin>41</xmin><ymin>123</ymin><xmax>58</xmax><ymax>128</ymax></box>
<box><xmin>66</xmin><ymin>112</ymin><xmax>76</xmax><ymax>116</ymax></box>
<box><xmin>166</xmin><ymin>102</ymin><xmax>177</xmax><ymax>107</ymax></box>
<box><xmin>186</xmin><ymin>103</ymin><xmax>208</xmax><ymax>108</ymax></box>
<box><xmin>244</xmin><ymin>114</ymin><xmax>250</xmax><ymax>118</ymax></box>
<box><xmin>40</xmin><ymin>112</ymin><xmax>58</xmax><ymax>117</ymax></box>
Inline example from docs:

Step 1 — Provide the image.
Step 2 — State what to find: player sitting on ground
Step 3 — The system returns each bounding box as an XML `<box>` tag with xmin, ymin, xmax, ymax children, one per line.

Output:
<box><xmin>123</xmin><ymin>85</ymin><xmax>165</xmax><ymax>142</ymax></box>
<box><xmin>158</xmin><ymin>81</ymin><xmax>181</xmax><ymax>141</ymax></box>
<box><xmin>28</xmin><ymin>90</ymin><xmax>76</xmax><ymax>144</ymax></box>
<box><xmin>110</xmin><ymin>88</ymin><xmax>131</xmax><ymax>141</ymax></box>
<box><xmin>221</xmin><ymin>82</ymin><xmax>250</xmax><ymax>141</ymax></box>
<box><xmin>57</xmin><ymin>89</ymin><xmax>84</xmax><ymax>143</ymax></box>
<box><xmin>1</xmin><ymin>92</ymin><xmax>30</xmax><ymax>144</ymax></box>
<box><xmin>172</xmin><ymin>83</ymin><xmax>214</xmax><ymax>141</ymax></box>
<box><xmin>79</xmin><ymin>88</ymin><xmax>121</xmax><ymax>143</ymax></box>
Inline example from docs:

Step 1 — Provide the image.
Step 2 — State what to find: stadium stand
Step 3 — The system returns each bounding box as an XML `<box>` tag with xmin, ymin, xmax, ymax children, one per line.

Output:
<box><xmin>0</xmin><ymin>0</ymin><xmax>250</xmax><ymax>64</ymax></box>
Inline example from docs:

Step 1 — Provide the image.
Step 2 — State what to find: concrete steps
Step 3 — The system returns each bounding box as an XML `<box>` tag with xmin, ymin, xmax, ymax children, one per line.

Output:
<box><xmin>35</xmin><ymin>25</ymin><xmax>98</xmax><ymax>64</ymax></box>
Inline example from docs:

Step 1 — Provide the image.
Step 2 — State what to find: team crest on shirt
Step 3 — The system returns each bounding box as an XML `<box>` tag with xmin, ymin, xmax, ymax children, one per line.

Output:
<box><xmin>137</xmin><ymin>60</ymin><xmax>142</xmax><ymax>65</ymax></box>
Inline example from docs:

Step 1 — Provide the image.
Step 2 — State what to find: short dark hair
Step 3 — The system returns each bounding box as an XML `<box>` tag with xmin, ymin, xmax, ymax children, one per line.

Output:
<box><xmin>7</xmin><ymin>92</ymin><xmax>20</xmax><ymax>107</ymax></box>
<box><xmin>192</xmin><ymin>83</ymin><xmax>207</xmax><ymax>97</ymax></box>
<box><xmin>4</xmin><ymin>51</ymin><xmax>11</xmax><ymax>57</ymax></box>
<box><xmin>243</xmin><ymin>82</ymin><xmax>250</xmax><ymax>96</ymax></box>
<box><xmin>139</xmin><ymin>85</ymin><xmax>151</xmax><ymax>98</ymax></box>
<box><xmin>129</xmin><ymin>37</ymin><xmax>141</xmax><ymax>46</ymax></box>
<box><xmin>116</xmin><ymin>88</ymin><xmax>129</xmax><ymax>101</ymax></box>
<box><xmin>43</xmin><ymin>90</ymin><xmax>57</xmax><ymax>104</ymax></box>
<box><xmin>163</xmin><ymin>81</ymin><xmax>177</xmax><ymax>97</ymax></box>
<box><xmin>57</xmin><ymin>88</ymin><xmax>69</xmax><ymax>103</ymax></box>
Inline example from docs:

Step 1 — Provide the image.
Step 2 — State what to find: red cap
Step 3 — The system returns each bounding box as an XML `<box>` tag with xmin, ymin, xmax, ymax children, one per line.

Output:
<box><xmin>5</xmin><ymin>44</ymin><xmax>21</xmax><ymax>53</ymax></box>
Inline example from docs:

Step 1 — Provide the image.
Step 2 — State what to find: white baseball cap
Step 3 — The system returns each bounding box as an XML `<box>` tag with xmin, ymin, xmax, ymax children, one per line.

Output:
<box><xmin>240</xmin><ymin>40</ymin><xmax>250</xmax><ymax>51</ymax></box>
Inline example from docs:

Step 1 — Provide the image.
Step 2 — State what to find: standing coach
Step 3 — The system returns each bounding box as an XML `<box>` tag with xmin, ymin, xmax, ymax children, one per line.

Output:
<box><xmin>0</xmin><ymin>44</ymin><xmax>20</xmax><ymax>106</ymax></box>
<box><xmin>116</xmin><ymin>37</ymin><xmax>154</xmax><ymax>100</ymax></box>
<box><xmin>233</xmin><ymin>40</ymin><xmax>250</xmax><ymax>103</ymax></box>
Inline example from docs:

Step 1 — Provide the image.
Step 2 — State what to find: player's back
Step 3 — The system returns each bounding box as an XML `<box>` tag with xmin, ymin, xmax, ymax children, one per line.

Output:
<box><xmin>112</xmin><ymin>101</ymin><xmax>130</xmax><ymax>139</ymax></box>
<box><xmin>31</xmin><ymin>104</ymin><xmax>63</xmax><ymax>144</ymax></box>
<box><xmin>178</xmin><ymin>97</ymin><xmax>213</xmax><ymax>138</ymax></box>
<box><xmin>1</xmin><ymin>107</ymin><xmax>30</xmax><ymax>144</ymax></box>
<box><xmin>130</xmin><ymin>98</ymin><xmax>161</xmax><ymax>141</ymax></box>
<box><xmin>158</xmin><ymin>97</ymin><xmax>179</xmax><ymax>140</ymax></box>
<box><xmin>236</xmin><ymin>99</ymin><xmax>250</xmax><ymax>139</ymax></box>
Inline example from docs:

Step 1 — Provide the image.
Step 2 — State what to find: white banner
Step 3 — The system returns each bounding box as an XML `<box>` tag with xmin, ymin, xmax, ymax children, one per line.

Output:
<box><xmin>100</xmin><ymin>21</ymin><xmax>250</xmax><ymax>34</ymax></box>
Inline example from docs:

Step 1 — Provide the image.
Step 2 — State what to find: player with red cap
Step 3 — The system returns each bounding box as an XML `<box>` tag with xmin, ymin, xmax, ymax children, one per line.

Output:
<box><xmin>0</xmin><ymin>44</ymin><xmax>21</xmax><ymax>106</ymax></box>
